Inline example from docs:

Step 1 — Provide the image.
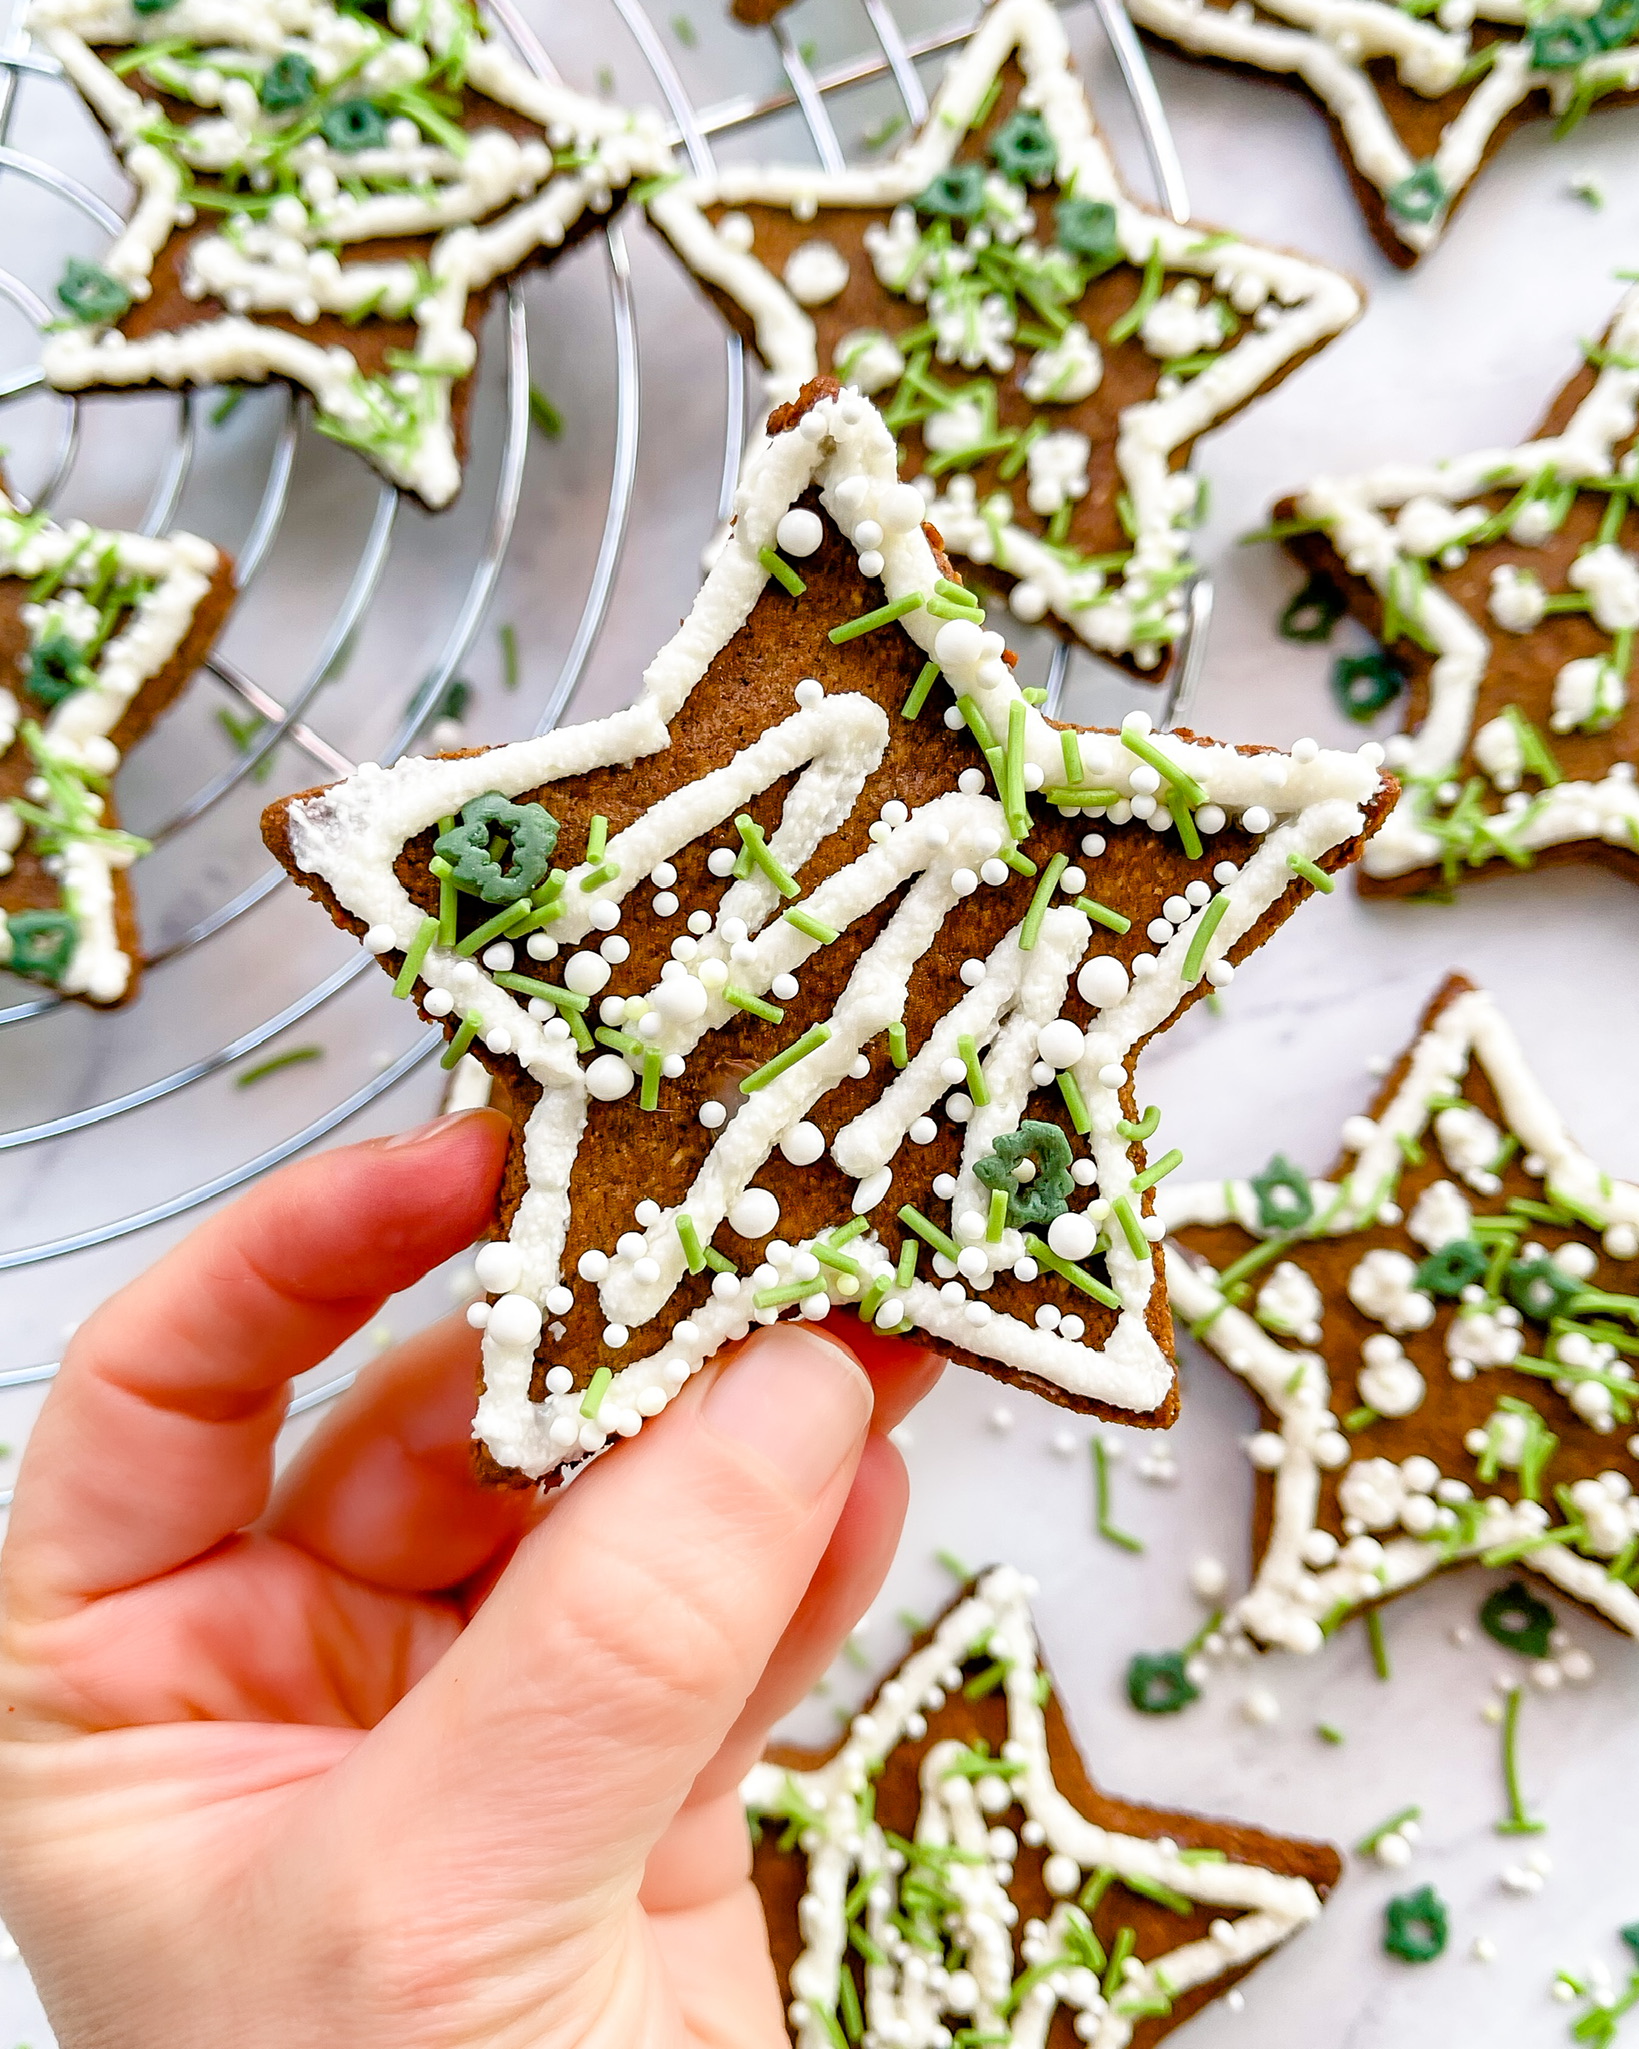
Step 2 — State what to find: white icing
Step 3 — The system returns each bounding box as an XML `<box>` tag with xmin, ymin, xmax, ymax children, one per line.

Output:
<box><xmin>284</xmin><ymin>391</ymin><xmax>1386</xmax><ymax>1479</ymax></box>
<box><xmin>783</xmin><ymin>239</ymin><xmax>850</xmax><ymax>307</ymax></box>
<box><xmin>33</xmin><ymin>0</ymin><xmax>671</xmax><ymax>506</ymax></box>
<box><xmin>1406</xmin><ymin>1177</ymin><xmax>1471</xmax><ymax>1249</ymax></box>
<box><xmin>1255</xmin><ymin>1259</ymin><xmax>1323</xmax><ymax>1342</ymax></box>
<box><xmin>745</xmin><ymin>1565</ymin><xmax>1328</xmax><ymax>2049</ymax></box>
<box><xmin>646</xmin><ymin>0</ymin><xmax>1360</xmax><ymax>663</ymax></box>
<box><xmin>1163</xmin><ymin>983</ymin><xmax>1639</xmax><ymax>1649</ymax></box>
<box><xmin>1347</xmin><ymin>1248</ymin><xmax>1435</xmax><ymax>1332</ymax></box>
<box><xmin>1294</xmin><ymin>287</ymin><xmax>1639</xmax><ymax>881</ymax></box>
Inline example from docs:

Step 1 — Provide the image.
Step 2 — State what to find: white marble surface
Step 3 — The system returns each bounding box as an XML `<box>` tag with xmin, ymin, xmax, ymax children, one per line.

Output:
<box><xmin>0</xmin><ymin>0</ymin><xmax>1637</xmax><ymax>2041</ymax></box>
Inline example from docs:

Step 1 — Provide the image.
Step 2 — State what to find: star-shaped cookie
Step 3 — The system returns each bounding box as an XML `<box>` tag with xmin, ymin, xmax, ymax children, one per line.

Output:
<box><xmin>646</xmin><ymin>0</ymin><xmax>1361</xmax><ymax>675</ymax></box>
<box><xmin>264</xmin><ymin>378</ymin><xmax>1393</xmax><ymax>1486</ymax></box>
<box><xmin>1276</xmin><ymin>287</ymin><xmax>1639</xmax><ymax>898</ymax></box>
<box><xmin>1</xmin><ymin>487</ymin><xmax>234</xmax><ymax>1006</ymax></box>
<box><xmin>32</xmin><ymin>0</ymin><xmax>669</xmax><ymax>508</ymax></box>
<box><xmin>1128</xmin><ymin>0</ymin><xmax>1639</xmax><ymax>265</ymax></box>
<box><xmin>749</xmin><ymin>1564</ymin><xmax>1341</xmax><ymax>2048</ymax></box>
<box><xmin>1162</xmin><ymin>974</ymin><xmax>1639</xmax><ymax>1654</ymax></box>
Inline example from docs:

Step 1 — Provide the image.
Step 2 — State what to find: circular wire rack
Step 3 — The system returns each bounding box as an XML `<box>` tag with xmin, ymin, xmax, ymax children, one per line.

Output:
<box><xmin>0</xmin><ymin>0</ymin><xmax>1210</xmax><ymax>1500</ymax></box>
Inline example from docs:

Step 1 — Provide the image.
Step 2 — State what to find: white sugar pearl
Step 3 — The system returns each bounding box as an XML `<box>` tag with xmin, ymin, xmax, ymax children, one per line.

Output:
<box><xmin>474</xmin><ymin>1242</ymin><xmax>524</xmax><ymax>1293</ymax></box>
<box><xmin>424</xmin><ymin>989</ymin><xmax>454</xmax><ymax>1017</ymax></box>
<box><xmin>729</xmin><ymin>1187</ymin><xmax>781</xmax><ymax>1238</ymax></box>
<box><xmin>649</xmin><ymin>862</ymin><xmax>677</xmax><ymax>888</ymax></box>
<box><xmin>878</xmin><ymin>481</ymin><xmax>926</xmax><ymax>532</ymax></box>
<box><xmin>585</xmin><ymin>1053</ymin><xmax>635</xmax><ymax>1102</ymax></box>
<box><xmin>1047</xmin><ymin>1212</ymin><xmax>1099</xmax><ymax>1262</ymax></box>
<box><xmin>980</xmin><ymin>858</ymin><xmax>1009</xmax><ymax>887</ymax></box>
<box><xmin>563</xmin><ymin>951</ymin><xmax>611</xmax><ymax>997</ymax></box>
<box><xmin>707</xmin><ymin>847</ymin><xmax>737</xmax><ymax>876</ymax></box>
<box><xmin>577</xmin><ymin>1249</ymin><xmax>610</xmax><ymax>1282</ymax></box>
<box><xmin>653</xmin><ymin>976</ymin><xmax>709</xmax><ymax>1023</ymax></box>
<box><xmin>780</xmin><ymin>1121</ymin><xmax>826</xmax><ymax>1166</ymax></box>
<box><xmin>958</xmin><ymin>767</ymin><xmax>986</xmax><ymax>793</ymax></box>
<box><xmin>853</xmin><ymin>519</ymin><xmax>883</xmax><ymax>550</ymax></box>
<box><xmin>772</xmin><ymin>973</ymin><xmax>799</xmax><ymax>1001</ymax></box>
<box><xmin>776</xmin><ymin>507</ymin><xmax>823</xmax><ymax>557</ymax></box>
<box><xmin>698</xmin><ymin>959</ymin><xmax>729</xmax><ymax>992</ymax></box>
<box><xmin>589</xmin><ymin>900</ymin><xmax>621</xmax><ymax>931</ymax></box>
<box><xmin>959</xmin><ymin>958</ymin><xmax>987</xmax><ymax>987</ymax></box>
<box><xmin>700</xmin><ymin>1100</ymin><xmax>727</xmax><ymax>1129</ymax></box>
<box><xmin>1241</xmin><ymin>806</ymin><xmax>1272</xmax><ymax>833</ymax></box>
<box><xmin>794</xmin><ymin>677</ymin><xmax>824</xmax><ymax>708</ymax></box>
<box><xmin>934</xmin><ymin>618</ymin><xmax>986</xmax><ymax>670</ymax></box>
<box><xmin>951</xmin><ymin>867</ymin><xmax>978</xmax><ymax>896</ymax></box>
<box><xmin>1037</xmin><ymin>1020</ymin><xmax>1084</xmax><ymax>1069</ymax></box>
<box><xmin>909</xmin><ymin>1116</ymin><xmax>938</xmax><ymax>1144</ymax></box>
<box><xmin>858</xmin><ymin>550</ymin><xmax>885</xmax><ymax>578</ymax></box>
<box><xmin>1077</xmin><ymin>956</ymin><xmax>1129</xmax><ymax>1009</ymax></box>
<box><xmin>652</xmin><ymin>891</ymin><xmax>679</xmax><ymax>917</ymax></box>
<box><xmin>364</xmin><ymin>924</ymin><xmax>396</xmax><ymax>953</ymax></box>
<box><xmin>486</xmin><ymin>1293</ymin><xmax>542</xmax><ymax>1348</ymax></box>
<box><xmin>526</xmin><ymin>933</ymin><xmax>558</xmax><ymax>961</ymax></box>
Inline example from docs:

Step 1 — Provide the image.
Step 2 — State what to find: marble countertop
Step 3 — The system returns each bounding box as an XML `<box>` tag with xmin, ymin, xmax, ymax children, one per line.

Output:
<box><xmin>0</xmin><ymin>0</ymin><xmax>1636</xmax><ymax>2040</ymax></box>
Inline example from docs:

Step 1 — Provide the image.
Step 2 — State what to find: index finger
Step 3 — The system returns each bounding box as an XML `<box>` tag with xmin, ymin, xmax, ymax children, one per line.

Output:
<box><xmin>4</xmin><ymin>1109</ymin><xmax>507</xmax><ymax>1620</ymax></box>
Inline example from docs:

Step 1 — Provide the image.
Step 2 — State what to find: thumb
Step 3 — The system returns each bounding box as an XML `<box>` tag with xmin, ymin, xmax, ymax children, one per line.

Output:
<box><xmin>326</xmin><ymin>1323</ymin><xmax>872</xmax><ymax>1918</ymax></box>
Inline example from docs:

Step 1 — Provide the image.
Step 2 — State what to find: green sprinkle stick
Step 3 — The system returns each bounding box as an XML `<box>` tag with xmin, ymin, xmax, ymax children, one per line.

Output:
<box><xmin>440</xmin><ymin>1011</ymin><xmax>481</xmax><ymax>1070</ymax></box>
<box><xmin>1000</xmin><ymin>842</ymin><xmax>1037</xmax><ymax>877</ymax></box>
<box><xmin>235</xmin><ymin>1045</ymin><xmax>322</xmax><ymax>1087</ymax></box>
<box><xmin>935</xmin><ymin>575</ymin><xmax>982</xmax><ymax>608</ymax></box>
<box><xmin>640</xmin><ymin>1047</ymin><xmax>662</xmax><ymax>1111</ymax></box>
<box><xmin>494</xmin><ymin>974</ymin><xmax>593</xmax><ymax>1049</ymax></box>
<box><xmin>1117</xmin><ymin>1106</ymin><xmax>1160</xmax><ymax>1142</ymax></box>
<box><xmin>1111</xmin><ymin>1195</ymin><xmax>1149</xmax><ymax>1260</ymax></box>
<box><xmin>757</xmin><ymin>545</ymin><xmax>806</xmax><ymax>597</ymax></box>
<box><xmin>1365</xmin><ymin>1608</ymin><xmax>1391</xmax><ymax>1681</ymax></box>
<box><xmin>1024</xmin><ymin>1234</ymin><xmax>1120</xmax><ymax>1307</ymax></box>
<box><xmin>1092</xmin><ymin>1437</ymin><xmax>1144</xmax><ymax>1552</ymax></box>
<box><xmin>898</xmin><ymin>1205</ymin><xmax>960</xmax><ymax>1263</ymax></box>
<box><xmin>586</xmin><ymin>813</ymin><xmax>609</xmax><ymax>863</ymax></box>
<box><xmin>1181</xmin><ymin>894</ymin><xmax>1229</xmax><ymax>984</ymax></box>
<box><xmin>812</xmin><ymin>1242</ymin><xmax>863</xmax><ymax>1279</ymax></box>
<box><xmin>927</xmin><ymin>594</ymin><xmax>986</xmax><ymax>621</ymax></box>
<box><xmin>1003</xmin><ymin>695</ymin><xmax>1030</xmax><ymax>843</ymax></box>
<box><xmin>735</xmin><ymin>814</ymin><xmax>800</xmax><ymax>896</ymax></box>
<box><xmin>857</xmin><ymin>1273</ymin><xmax>893</xmax><ymax>1325</ymax></box>
<box><xmin>1496</xmin><ymin>1686</ymin><xmax>1547</xmax><ymax>1835</ymax></box>
<box><xmin>1356</xmin><ymin>1804</ymin><xmax>1421</xmax><ymax>1856</ymax></box>
<box><xmin>676</xmin><ymin>1213</ymin><xmax>706</xmax><ymax>1273</ymax></box>
<box><xmin>580</xmin><ymin>1365</ymin><xmax>613</xmax><ymax>1420</ymax></box>
<box><xmin>391</xmin><ymin>914</ymin><xmax>438</xmax><ymax>998</ymax></box>
<box><xmin>755</xmin><ymin>1276</ymin><xmax>821</xmax><ymax>1309</ymax></box>
<box><xmin>957</xmin><ymin>1031</ymin><xmax>990</xmax><ymax>1108</ymax></box>
<box><xmin>1075</xmin><ymin>896</ymin><xmax>1131</xmax><ymax>934</ymax></box>
<box><xmin>828</xmin><ymin>592</ymin><xmax>923</xmax><ymax>643</ymax></box>
<box><xmin>1317</xmin><ymin>1723</ymin><xmax>1346</xmax><ymax>1746</ymax></box>
<box><xmin>579</xmin><ymin>859</ymin><xmax>620</xmax><ymax>892</ymax></box>
<box><xmin>1287</xmin><ymin>851</ymin><xmax>1335</xmax><ymax>893</ymax></box>
<box><xmin>1061</xmin><ymin>729</ymin><xmax>1084</xmax><ymax>788</ymax></box>
<box><xmin>1022</xmin><ymin>853</ymin><xmax>1068</xmax><ymax>950</ymax></box>
<box><xmin>725</xmin><ymin>984</ymin><xmax>783</xmax><ymax>1023</ymax></box>
<box><xmin>1044</xmin><ymin>786</ymin><xmax>1122</xmax><ymax>809</ymax></box>
<box><xmin>784</xmin><ymin>905</ymin><xmax>841</xmax><ymax>944</ymax></box>
<box><xmin>740</xmin><ymin>1023</ymin><xmax>831</xmax><ymax>1093</ymax></box>
<box><xmin>888</xmin><ymin>1021</ymin><xmax>909</xmax><ymax>1069</ymax></box>
<box><xmin>896</xmin><ymin>1237</ymin><xmax>919</xmax><ymax>1289</ymax></box>
<box><xmin>455</xmin><ymin>895</ymin><xmax>535</xmax><ymax>958</ymax></box>
<box><xmin>1130</xmin><ymin>1148</ymin><xmax>1184</xmax><ymax>1193</ymax></box>
<box><xmin>436</xmin><ymin>865</ymin><xmax>458</xmax><ymax>948</ymax></box>
<box><xmin>825</xmin><ymin>1216</ymin><xmax>870</xmax><ymax>1249</ymax></box>
<box><xmin>1120</xmin><ymin>725</ymin><xmax>1207</xmax><ymax>808</ymax></box>
<box><xmin>987</xmin><ymin>1187</ymin><xmax>1009</xmax><ymax>1242</ymax></box>
<box><xmin>902</xmin><ymin>661</ymin><xmax>939</xmax><ymax>719</ymax></box>
<box><xmin>1058</xmin><ymin>1069</ymin><xmax>1091</xmax><ymax>1134</ymax></box>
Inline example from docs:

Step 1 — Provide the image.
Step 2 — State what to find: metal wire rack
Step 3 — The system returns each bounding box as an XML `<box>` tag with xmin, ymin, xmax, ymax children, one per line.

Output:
<box><xmin>0</xmin><ymin>0</ymin><xmax>1211</xmax><ymax>1500</ymax></box>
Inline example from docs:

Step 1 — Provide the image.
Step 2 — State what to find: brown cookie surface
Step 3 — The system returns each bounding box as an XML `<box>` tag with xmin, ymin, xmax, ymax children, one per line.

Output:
<box><xmin>1166</xmin><ymin>974</ymin><xmax>1639</xmax><ymax>1649</ymax></box>
<box><xmin>751</xmin><ymin>1567</ymin><xmax>1342</xmax><ymax>2046</ymax></box>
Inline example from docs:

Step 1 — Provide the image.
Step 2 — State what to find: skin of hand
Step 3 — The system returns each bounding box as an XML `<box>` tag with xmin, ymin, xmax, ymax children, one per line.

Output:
<box><xmin>0</xmin><ymin>1107</ymin><xmax>943</xmax><ymax>2049</ymax></box>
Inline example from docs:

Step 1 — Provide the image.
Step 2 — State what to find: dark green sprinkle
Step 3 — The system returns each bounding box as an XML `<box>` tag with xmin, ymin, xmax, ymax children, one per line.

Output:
<box><xmin>56</xmin><ymin>257</ymin><xmax>131</xmax><ymax>326</ymax></box>
<box><xmin>1055</xmin><ymin>197</ymin><xmax>1120</xmax><ymax>265</ymax></box>
<box><xmin>4</xmin><ymin>909</ymin><xmax>77</xmax><ymax>984</ymax></box>
<box><xmin>321</xmin><ymin>98</ymin><xmax>390</xmax><ymax>152</ymax></box>
<box><xmin>1126</xmin><ymin>1650</ymin><xmax>1199</xmax><ymax>1715</ymax></box>
<box><xmin>433</xmin><ymin>792</ymin><xmax>558</xmax><ymax>906</ymax></box>
<box><xmin>259</xmin><ymin>51</ymin><xmax>316</xmax><ymax>112</ymax></box>
<box><xmin>974</xmin><ymin>1120</ymin><xmax>1073</xmax><ymax>1230</ymax></box>
<box><xmin>1332</xmin><ymin>651</ymin><xmax>1405</xmax><ymax>721</ymax></box>
<box><xmin>915</xmin><ymin>163</ymin><xmax>987</xmax><ymax>220</ymax></box>
<box><xmin>1383</xmin><ymin>1885</ymin><xmax>1448</xmax><ymax>1963</ymax></box>
<box><xmin>1250</xmin><ymin>1153</ymin><xmax>1313</xmax><ymax>1232</ymax></box>
<box><xmin>1386</xmin><ymin>162</ymin><xmax>1446</xmax><ymax>223</ymax></box>
<box><xmin>1279</xmin><ymin>572</ymin><xmax>1346</xmax><ymax>643</ymax></box>
<box><xmin>988</xmin><ymin>107</ymin><xmax>1056</xmax><ymax>184</ymax></box>
<box><xmin>1479</xmin><ymin>1580</ymin><xmax>1555</xmax><ymax>1660</ymax></box>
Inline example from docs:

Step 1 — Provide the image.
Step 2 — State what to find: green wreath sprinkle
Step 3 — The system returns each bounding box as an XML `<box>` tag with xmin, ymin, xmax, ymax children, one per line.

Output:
<box><xmin>56</xmin><ymin>258</ymin><xmax>131</xmax><ymax>327</ymax></box>
<box><xmin>433</xmin><ymin>791</ymin><xmax>559</xmax><ymax>906</ymax></box>
<box><xmin>1054</xmin><ymin>196</ymin><xmax>1120</xmax><ymax>264</ymax></box>
<box><xmin>4</xmin><ymin>909</ymin><xmax>77</xmax><ymax>984</ymax></box>
<box><xmin>1479</xmin><ymin>1580</ymin><xmax>1555</xmax><ymax>1660</ymax></box>
<box><xmin>1530</xmin><ymin>13</ymin><xmax>1603</xmax><ymax>66</ymax></box>
<box><xmin>974</xmin><ymin>1120</ymin><xmax>1074</xmax><ymax>1229</ymax></box>
<box><xmin>1280</xmin><ymin>572</ymin><xmax>1346</xmax><ymax>644</ymax></box>
<box><xmin>321</xmin><ymin>98</ymin><xmax>391</xmax><ymax>153</ymax></box>
<box><xmin>260</xmin><ymin>52</ymin><xmax>318</xmax><ymax>113</ymax></box>
<box><xmin>1331</xmin><ymin>651</ymin><xmax>1405</xmax><ymax>721</ymax></box>
<box><xmin>27</xmin><ymin>633</ymin><xmax>95</xmax><ymax>709</ymax></box>
<box><xmin>1126</xmin><ymin>1649</ymin><xmax>1200</xmax><ymax>1715</ymax></box>
<box><xmin>988</xmin><ymin>108</ymin><xmax>1056</xmax><ymax>185</ymax></box>
<box><xmin>1593</xmin><ymin>0</ymin><xmax>1639</xmax><ymax>44</ymax></box>
<box><xmin>1250</xmin><ymin>1153</ymin><xmax>1314</xmax><ymax>1232</ymax></box>
<box><xmin>1415</xmin><ymin>1239</ymin><xmax>1488</xmax><ymax>1298</ymax></box>
<box><xmin>1504</xmin><ymin>1255</ymin><xmax>1582</xmax><ymax>1324</ymax></box>
<box><xmin>914</xmin><ymin>163</ymin><xmax>988</xmax><ymax>220</ymax></box>
<box><xmin>1383</xmin><ymin>1885</ymin><xmax>1447</xmax><ymax>1963</ymax></box>
<box><xmin>1386</xmin><ymin>163</ymin><xmax>1446</xmax><ymax>225</ymax></box>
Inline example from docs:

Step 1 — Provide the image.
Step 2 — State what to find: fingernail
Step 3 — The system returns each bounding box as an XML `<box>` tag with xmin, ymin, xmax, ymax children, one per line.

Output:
<box><xmin>382</xmin><ymin>1108</ymin><xmax>501</xmax><ymax>1150</ymax></box>
<box><xmin>703</xmin><ymin>1325</ymin><xmax>872</xmax><ymax>1502</ymax></box>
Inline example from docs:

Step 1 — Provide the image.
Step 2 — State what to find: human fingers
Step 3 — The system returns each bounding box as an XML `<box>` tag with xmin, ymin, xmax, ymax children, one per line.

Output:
<box><xmin>262</xmin><ymin>1311</ymin><xmax>540</xmax><ymax>1594</ymax></box>
<box><xmin>4</xmin><ymin>1111</ymin><xmax>507</xmax><ymax>1621</ymax></box>
<box><xmin>322</xmin><ymin>1322</ymin><xmax>872</xmax><ymax>1920</ymax></box>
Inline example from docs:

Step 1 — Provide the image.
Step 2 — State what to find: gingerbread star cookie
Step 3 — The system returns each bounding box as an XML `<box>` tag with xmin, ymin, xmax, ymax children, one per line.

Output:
<box><xmin>750</xmin><ymin>1565</ymin><xmax>1341</xmax><ymax>2048</ymax></box>
<box><xmin>0</xmin><ymin>489</ymin><xmax>233</xmax><ymax>1006</ymax></box>
<box><xmin>1162</xmin><ymin>974</ymin><xmax>1639</xmax><ymax>1654</ymax></box>
<box><xmin>646</xmin><ymin>0</ymin><xmax>1361</xmax><ymax>675</ymax></box>
<box><xmin>264</xmin><ymin>379</ymin><xmax>1393</xmax><ymax>1486</ymax></box>
<box><xmin>1278</xmin><ymin>287</ymin><xmax>1639</xmax><ymax>898</ymax></box>
<box><xmin>32</xmin><ymin>0</ymin><xmax>669</xmax><ymax>508</ymax></box>
<box><xmin>1128</xmin><ymin>0</ymin><xmax>1639</xmax><ymax>265</ymax></box>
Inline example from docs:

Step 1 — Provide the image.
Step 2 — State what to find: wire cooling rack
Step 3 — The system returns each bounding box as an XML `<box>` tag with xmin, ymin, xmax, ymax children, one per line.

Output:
<box><xmin>0</xmin><ymin>0</ymin><xmax>1211</xmax><ymax>1498</ymax></box>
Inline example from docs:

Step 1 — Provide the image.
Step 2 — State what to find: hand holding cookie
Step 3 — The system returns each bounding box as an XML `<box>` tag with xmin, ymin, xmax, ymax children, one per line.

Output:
<box><xmin>0</xmin><ymin>1109</ymin><xmax>939</xmax><ymax>2048</ymax></box>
